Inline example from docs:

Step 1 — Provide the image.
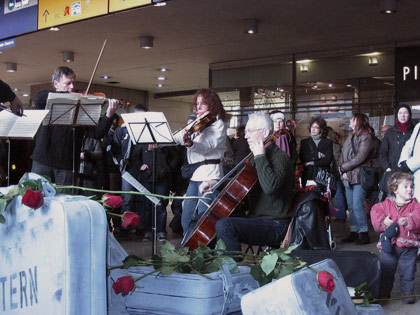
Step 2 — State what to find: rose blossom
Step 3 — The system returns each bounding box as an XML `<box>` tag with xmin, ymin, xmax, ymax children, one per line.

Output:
<box><xmin>22</xmin><ymin>189</ymin><xmax>44</xmax><ymax>210</ymax></box>
<box><xmin>317</xmin><ymin>270</ymin><xmax>335</xmax><ymax>293</ymax></box>
<box><xmin>121</xmin><ymin>212</ymin><xmax>140</xmax><ymax>228</ymax></box>
<box><xmin>103</xmin><ymin>194</ymin><xmax>122</xmax><ymax>208</ymax></box>
<box><xmin>112</xmin><ymin>276</ymin><xmax>135</xmax><ymax>296</ymax></box>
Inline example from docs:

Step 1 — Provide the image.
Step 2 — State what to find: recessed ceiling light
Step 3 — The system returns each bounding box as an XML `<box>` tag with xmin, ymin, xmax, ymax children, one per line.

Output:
<box><xmin>346</xmin><ymin>84</ymin><xmax>353</xmax><ymax>88</ymax></box>
<box><xmin>296</xmin><ymin>59</ymin><xmax>312</xmax><ymax>64</ymax></box>
<box><xmin>153</xmin><ymin>0</ymin><xmax>167</xmax><ymax>6</ymax></box>
<box><xmin>157</xmin><ymin>76</ymin><xmax>166</xmax><ymax>80</ymax></box>
<box><xmin>22</xmin><ymin>93</ymin><xmax>29</xmax><ymax>97</ymax></box>
<box><xmin>13</xmin><ymin>88</ymin><xmax>20</xmax><ymax>92</ymax></box>
<box><xmin>328</xmin><ymin>82</ymin><xmax>333</xmax><ymax>88</ymax></box>
<box><xmin>157</xmin><ymin>83</ymin><xmax>163</xmax><ymax>88</ymax></box>
<box><xmin>101</xmin><ymin>75</ymin><xmax>110</xmax><ymax>79</ymax></box>
<box><xmin>159</xmin><ymin>67</ymin><xmax>168</xmax><ymax>72</ymax></box>
<box><xmin>49</xmin><ymin>27</ymin><xmax>60</xmax><ymax>31</ymax></box>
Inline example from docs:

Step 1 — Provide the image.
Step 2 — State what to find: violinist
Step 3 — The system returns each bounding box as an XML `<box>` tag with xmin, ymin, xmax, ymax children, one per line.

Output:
<box><xmin>215</xmin><ymin>113</ymin><xmax>294</xmax><ymax>252</ymax></box>
<box><xmin>0</xmin><ymin>79</ymin><xmax>24</xmax><ymax>116</ymax></box>
<box><xmin>31</xmin><ymin>66</ymin><xmax>118</xmax><ymax>185</ymax></box>
<box><xmin>173</xmin><ymin>88</ymin><xmax>227</xmax><ymax>234</ymax></box>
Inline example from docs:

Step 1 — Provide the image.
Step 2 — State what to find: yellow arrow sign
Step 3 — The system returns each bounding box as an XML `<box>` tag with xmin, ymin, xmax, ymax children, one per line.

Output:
<box><xmin>38</xmin><ymin>0</ymin><xmax>108</xmax><ymax>30</ymax></box>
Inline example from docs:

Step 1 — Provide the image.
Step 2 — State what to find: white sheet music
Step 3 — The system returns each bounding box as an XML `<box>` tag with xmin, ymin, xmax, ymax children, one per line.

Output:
<box><xmin>0</xmin><ymin>110</ymin><xmax>49</xmax><ymax>139</ymax></box>
<box><xmin>120</xmin><ymin>112</ymin><xmax>174</xmax><ymax>145</ymax></box>
<box><xmin>43</xmin><ymin>93</ymin><xmax>105</xmax><ymax>126</ymax></box>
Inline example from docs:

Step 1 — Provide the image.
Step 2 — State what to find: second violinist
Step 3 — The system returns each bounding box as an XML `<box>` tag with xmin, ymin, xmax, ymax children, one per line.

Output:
<box><xmin>173</xmin><ymin>88</ymin><xmax>227</xmax><ymax>235</ymax></box>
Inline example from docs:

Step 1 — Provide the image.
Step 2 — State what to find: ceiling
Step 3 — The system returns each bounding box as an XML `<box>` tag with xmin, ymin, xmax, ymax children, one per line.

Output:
<box><xmin>1</xmin><ymin>0</ymin><xmax>420</xmax><ymax>103</ymax></box>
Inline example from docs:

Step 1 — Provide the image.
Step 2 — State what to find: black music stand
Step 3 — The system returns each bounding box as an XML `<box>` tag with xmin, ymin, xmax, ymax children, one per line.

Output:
<box><xmin>121</xmin><ymin>112</ymin><xmax>175</xmax><ymax>255</ymax></box>
<box><xmin>43</xmin><ymin>93</ymin><xmax>105</xmax><ymax>186</ymax></box>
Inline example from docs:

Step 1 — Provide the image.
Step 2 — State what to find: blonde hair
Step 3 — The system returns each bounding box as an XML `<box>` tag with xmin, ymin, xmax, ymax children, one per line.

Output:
<box><xmin>387</xmin><ymin>172</ymin><xmax>414</xmax><ymax>197</ymax></box>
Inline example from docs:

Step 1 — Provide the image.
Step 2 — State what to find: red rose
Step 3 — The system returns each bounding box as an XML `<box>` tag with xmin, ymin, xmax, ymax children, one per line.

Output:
<box><xmin>103</xmin><ymin>194</ymin><xmax>122</xmax><ymax>209</ymax></box>
<box><xmin>22</xmin><ymin>189</ymin><xmax>44</xmax><ymax>210</ymax></box>
<box><xmin>121</xmin><ymin>212</ymin><xmax>140</xmax><ymax>228</ymax></box>
<box><xmin>317</xmin><ymin>271</ymin><xmax>335</xmax><ymax>293</ymax></box>
<box><xmin>112</xmin><ymin>276</ymin><xmax>135</xmax><ymax>296</ymax></box>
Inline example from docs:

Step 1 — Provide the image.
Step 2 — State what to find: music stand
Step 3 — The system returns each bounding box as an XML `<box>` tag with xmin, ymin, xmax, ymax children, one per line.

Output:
<box><xmin>0</xmin><ymin>109</ymin><xmax>49</xmax><ymax>186</ymax></box>
<box><xmin>43</xmin><ymin>93</ymin><xmax>105</xmax><ymax>186</ymax></box>
<box><xmin>120</xmin><ymin>112</ymin><xmax>175</xmax><ymax>255</ymax></box>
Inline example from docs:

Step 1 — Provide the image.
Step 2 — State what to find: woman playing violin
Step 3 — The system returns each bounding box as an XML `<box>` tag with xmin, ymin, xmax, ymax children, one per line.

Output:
<box><xmin>173</xmin><ymin>88</ymin><xmax>227</xmax><ymax>235</ymax></box>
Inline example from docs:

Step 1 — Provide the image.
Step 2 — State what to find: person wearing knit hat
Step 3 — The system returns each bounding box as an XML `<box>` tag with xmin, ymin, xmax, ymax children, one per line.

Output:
<box><xmin>269</xmin><ymin>110</ymin><xmax>298</xmax><ymax>166</ymax></box>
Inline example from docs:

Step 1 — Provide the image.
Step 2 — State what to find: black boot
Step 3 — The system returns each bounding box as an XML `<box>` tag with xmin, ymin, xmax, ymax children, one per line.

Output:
<box><xmin>341</xmin><ymin>232</ymin><xmax>358</xmax><ymax>243</ymax></box>
<box><xmin>355</xmin><ymin>232</ymin><xmax>370</xmax><ymax>245</ymax></box>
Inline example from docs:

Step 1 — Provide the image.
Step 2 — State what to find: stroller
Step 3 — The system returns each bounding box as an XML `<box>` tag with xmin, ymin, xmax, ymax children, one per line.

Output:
<box><xmin>289</xmin><ymin>169</ymin><xmax>337</xmax><ymax>250</ymax></box>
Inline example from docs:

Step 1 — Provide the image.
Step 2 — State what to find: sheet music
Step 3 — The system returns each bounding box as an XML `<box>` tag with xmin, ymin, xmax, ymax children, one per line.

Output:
<box><xmin>0</xmin><ymin>109</ymin><xmax>49</xmax><ymax>139</ymax></box>
<box><xmin>121</xmin><ymin>112</ymin><xmax>175</xmax><ymax>145</ymax></box>
<box><xmin>43</xmin><ymin>93</ymin><xmax>105</xmax><ymax>126</ymax></box>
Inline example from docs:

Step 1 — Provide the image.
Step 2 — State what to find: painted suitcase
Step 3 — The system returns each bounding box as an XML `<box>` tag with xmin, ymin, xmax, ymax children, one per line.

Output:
<box><xmin>241</xmin><ymin>259</ymin><xmax>385</xmax><ymax>315</ymax></box>
<box><xmin>106</xmin><ymin>231</ymin><xmax>258</xmax><ymax>315</ymax></box>
<box><xmin>0</xmin><ymin>187</ymin><xmax>107</xmax><ymax>315</ymax></box>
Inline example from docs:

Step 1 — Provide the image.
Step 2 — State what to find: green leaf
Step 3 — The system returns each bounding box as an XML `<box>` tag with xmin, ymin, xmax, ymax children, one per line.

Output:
<box><xmin>250</xmin><ymin>265</ymin><xmax>272</xmax><ymax>286</ymax></box>
<box><xmin>214</xmin><ymin>239</ymin><xmax>226</xmax><ymax>256</ymax></box>
<box><xmin>0</xmin><ymin>199</ymin><xmax>7</xmax><ymax>214</ymax></box>
<box><xmin>122</xmin><ymin>255</ymin><xmax>145</xmax><ymax>269</ymax></box>
<box><xmin>0</xmin><ymin>214</ymin><xmax>5</xmax><ymax>224</ymax></box>
<box><xmin>160</xmin><ymin>265</ymin><xmax>175</xmax><ymax>275</ymax></box>
<box><xmin>261</xmin><ymin>253</ymin><xmax>278</xmax><ymax>276</ymax></box>
<box><xmin>4</xmin><ymin>186</ymin><xmax>19</xmax><ymax>201</ymax></box>
<box><xmin>277</xmin><ymin>264</ymin><xmax>295</xmax><ymax>278</ymax></box>
<box><xmin>218</xmin><ymin>257</ymin><xmax>239</xmax><ymax>274</ymax></box>
<box><xmin>160</xmin><ymin>240</ymin><xmax>176</xmax><ymax>252</ymax></box>
<box><xmin>196</xmin><ymin>243</ymin><xmax>210</xmax><ymax>253</ymax></box>
<box><xmin>152</xmin><ymin>255</ymin><xmax>162</xmax><ymax>270</ymax></box>
<box><xmin>191</xmin><ymin>252</ymin><xmax>204</xmax><ymax>271</ymax></box>
<box><xmin>204</xmin><ymin>259</ymin><xmax>222</xmax><ymax>273</ymax></box>
<box><xmin>178</xmin><ymin>247</ymin><xmax>189</xmax><ymax>256</ymax></box>
<box><xmin>283</xmin><ymin>244</ymin><xmax>299</xmax><ymax>255</ymax></box>
<box><xmin>162</xmin><ymin>252</ymin><xmax>190</xmax><ymax>264</ymax></box>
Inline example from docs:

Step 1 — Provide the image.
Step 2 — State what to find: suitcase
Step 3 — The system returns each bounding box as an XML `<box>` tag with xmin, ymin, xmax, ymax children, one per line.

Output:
<box><xmin>0</xmin><ymin>190</ymin><xmax>107</xmax><ymax>315</ymax></box>
<box><xmin>290</xmin><ymin>250</ymin><xmax>381</xmax><ymax>298</ymax></box>
<box><xmin>241</xmin><ymin>259</ymin><xmax>385</xmax><ymax>315</ymax></box>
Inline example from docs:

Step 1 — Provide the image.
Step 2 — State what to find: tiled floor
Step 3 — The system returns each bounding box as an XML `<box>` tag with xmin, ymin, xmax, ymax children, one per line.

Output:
<box><xmin>116</xmin><ymin>211</ymin><xmax>420</xmax><ymax>314</ymax></box>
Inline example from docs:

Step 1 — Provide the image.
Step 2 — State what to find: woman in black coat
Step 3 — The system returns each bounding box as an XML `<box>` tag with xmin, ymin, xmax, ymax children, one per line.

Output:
<box><xmin>299</xmin><ymin>117</ymin><xmax>333</xmax><ymax>187</ymax></box>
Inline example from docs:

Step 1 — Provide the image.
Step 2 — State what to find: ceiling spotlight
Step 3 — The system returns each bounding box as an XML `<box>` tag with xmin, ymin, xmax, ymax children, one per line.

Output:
<box><xmin>13</xmin><ymin>87</ymin><xmax>20</xmax><ymax>92</ymax></box>
<box><xmin>369</xmin><ymin>56</ymin><xmax>379</xmax><ymax>66</ymax></box>
<box><xmin>6</xmin><ymin>62</ymin><xmax>17</xmax><ymax>72</ymax></box>
<box><xmin>101</xmin><ymin>75</ymin><xmax>110</xmax><ymax>79</ymax></box>
<box><xmin>381</xmin><ymin>0</ymin><xmax>397</xmax><ymax>14</ymax></box>
<box><xmin>300</xmin><ymin>64</ymin><xmax>308</xmax><ymax>73</ymax></box>
<box><xmin>157</xmin><ymin>83</ymin><xmax>163</xmax><ymax>88</ymax></box>
<box><xmin>157</xmin><ymin>76</ymin><xmax>166</xmax><ymax>80</ymax></box>
<box><xmin>328</xmin><ymin>81</ymin><xmax>333</xmax><ymax>88</ymax></box>
<box><xmin>140</xmin><ymin>36</ymin><xmax>154</xmax><ymax>49</ymax></box>
<box><xmin>49</xmin><ymin>27</ymin><xmax>60</xmax><ymax>31</ymax></box>
<box><xmin>62</xmin><ymin>51</ymin><xmax>74</xmax><ymax>63</ymax></box>
<box><xmin>22</xmin><ymin>93</ymin><xmax>29</xmax><ymax>97</ymax></box>
<box><xmin>159</xmin><ymin>67</ymin><xmax>168</xmax><ymax>72</ymax></box>
<box><xmin>244</xmin><ymin>19</ymin><xmax>259</xmax><ymax>34</ymax></box>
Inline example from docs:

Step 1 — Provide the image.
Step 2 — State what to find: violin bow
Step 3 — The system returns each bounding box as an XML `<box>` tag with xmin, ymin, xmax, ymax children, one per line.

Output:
<box><xmin>85</xmin><ymin>38</ymin><xmax>108</xmax><ymax>96</ymax></box>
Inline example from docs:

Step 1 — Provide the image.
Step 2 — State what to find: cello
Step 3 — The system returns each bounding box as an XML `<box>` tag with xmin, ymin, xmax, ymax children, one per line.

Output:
<box><xmin>181</xmin><ymin>128</ymin><xmax>289</xmax><ymax>250</ymax></box>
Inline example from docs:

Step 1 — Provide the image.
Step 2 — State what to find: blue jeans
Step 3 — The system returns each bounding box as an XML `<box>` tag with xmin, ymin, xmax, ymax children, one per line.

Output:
<box><xmin>182</xmin><ymin>181</ymin><xmax>218</xmax><ymax>234</ymax></box>
<box><xmin>215</xmin><ymin>217</ymin><xmax>289</xmax><ymax>252</ymax></box>
<box><xmin>380</xmin><ymin>246</ymin><xmax>417</xmax><ymax>295</ymax></box>
<box><xmin>345</xmin><ymin>183</ymin><xmax>368</xmax><ymax>233</ymax></box>
<box><xmin>334</xmin><ymin>178</ymin><xmax>347</xmax><ymax>220</ymax></box>
<box><xmin>31</xmin><ymin>160</ymin><xmax>72</xmax><ymax>185</ymax></box>
<box><xmin>140</xmin><ymin>181</ymin><xmax>168</xmax><ymax>234</ymax></box>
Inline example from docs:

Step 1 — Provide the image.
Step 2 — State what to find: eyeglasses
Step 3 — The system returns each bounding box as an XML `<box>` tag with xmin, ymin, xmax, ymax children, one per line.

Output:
<box><xmin>245</xmin><ymin>128</ymin><xmax>263</xmax><ymax>134</ymax></box>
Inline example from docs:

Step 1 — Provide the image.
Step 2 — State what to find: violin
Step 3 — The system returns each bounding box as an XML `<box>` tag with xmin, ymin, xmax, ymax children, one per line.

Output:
<box><xmin>181</xmin><ymin>128</ymin><xmax>289</xmax><ymax>250</ymax></box>
<box><xmin>182</xmin><ymin>111</ymin><xmax>216</xmax><ymax>145</ymax></box>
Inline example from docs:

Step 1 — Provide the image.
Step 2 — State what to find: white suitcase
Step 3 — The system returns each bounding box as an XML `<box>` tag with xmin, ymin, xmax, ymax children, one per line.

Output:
<box><xmin>0</xmin><ymin>190</ymin><xmax>107</xmax><ymax>315</ymax></box>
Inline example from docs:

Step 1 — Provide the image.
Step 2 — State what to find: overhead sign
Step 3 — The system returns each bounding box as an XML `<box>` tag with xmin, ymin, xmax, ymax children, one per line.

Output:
<box><xmin>109</xmin><ymin>0</ymin><xmax>151</xmax><ymax>13</ymax></box>
<box><xmin>38</xmin><ymin>0</ymin><xmax>108</xmax><ymax>30</ymax></box>
<box><xmin>0</xmin><ymin>38</ymin><xmax>16</xmax><ymax>50</ymax></box>
<box><xmin>0</xmin><ymin>0</ymin><xmax>38</xmax><ymax>40</ymax></box>
<box><xmin>396</xmin><ymin>46</ymin><xmax>420</xmax><ymax>102</ymax></box>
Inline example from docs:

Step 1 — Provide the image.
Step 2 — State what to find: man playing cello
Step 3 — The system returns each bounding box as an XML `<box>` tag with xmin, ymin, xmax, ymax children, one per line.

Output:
<box><xmin>215</xmin><ymin>112</ymin><xmax>294</xmax><ymax>252</ymax></box>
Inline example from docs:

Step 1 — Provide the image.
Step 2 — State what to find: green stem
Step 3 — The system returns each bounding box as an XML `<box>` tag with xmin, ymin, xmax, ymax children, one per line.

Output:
<box><xmin>56</xmin><ymin>185</ymin><xmax>210</xmax><ymax>201</ymax></box>
<box><xmin>370</xmin><ymin>294</ymin><xmax>420</xmax><ymax>303</ymax></box>
<box><xmin>132</xmin><ymin>269</ymin><xmax>161</xmax><ymax>283</ymax></box>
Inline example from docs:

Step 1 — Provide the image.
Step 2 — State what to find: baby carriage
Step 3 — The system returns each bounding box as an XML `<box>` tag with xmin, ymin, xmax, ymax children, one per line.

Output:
<box><xmin>289</xmin><ymin>168</ymin><xmax>337</xmax><ymax>250</ymax></box>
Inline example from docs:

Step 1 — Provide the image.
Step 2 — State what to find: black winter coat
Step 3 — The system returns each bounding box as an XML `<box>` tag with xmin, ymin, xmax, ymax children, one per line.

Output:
<box><xmin>380</xmin><ymin>126</ymin><xmax>413</xmax><ymax>171</ymax></box>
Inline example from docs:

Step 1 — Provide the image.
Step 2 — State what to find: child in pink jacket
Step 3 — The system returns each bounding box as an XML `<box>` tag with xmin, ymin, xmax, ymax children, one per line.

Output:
<box><xmin>371</xmin><ymin>172</ymin><xmax>420</xmax><ymax>304</ymax></box>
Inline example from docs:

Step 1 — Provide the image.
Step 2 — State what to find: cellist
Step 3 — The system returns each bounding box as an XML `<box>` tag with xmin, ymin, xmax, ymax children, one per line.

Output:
<box><xmin>173</xmin><ymin>88</ymin><xmax>227</xmax><ymax>235</ymax></box>
<box><xmin>215</xmin><ymin>112</ymin><xmax>294</xmax><ymax>252</ymax></box>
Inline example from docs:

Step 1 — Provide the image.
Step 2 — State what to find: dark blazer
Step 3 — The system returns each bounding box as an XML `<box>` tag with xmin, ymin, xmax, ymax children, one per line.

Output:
<box><xmin>299</xmin><ymin>137</ymin><xmax>333</xmax><ymax>186</ymax></box>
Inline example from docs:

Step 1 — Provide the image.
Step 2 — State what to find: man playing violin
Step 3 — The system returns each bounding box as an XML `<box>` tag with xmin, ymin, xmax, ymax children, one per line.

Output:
<box><xmin>173</xmin><ymin>88</ymin><xmax>227</xmax><ymax>235</ymax></box>
<box><xmin>31</xmin><ymin>66</ymin><xmax>118</xmax><ymax>185</ymax></box>
<box><xmin>215</xmin><ymin>112</ymin><xmax>294</xmax><ymax>252</ymax></box>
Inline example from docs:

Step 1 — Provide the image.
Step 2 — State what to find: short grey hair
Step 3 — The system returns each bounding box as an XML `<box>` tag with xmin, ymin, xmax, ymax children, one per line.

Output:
<box><xmin>248</xmin><ymin>112</ymin><xmax>274</xmax><ymax>134</ymax></box>
<box><xmin>51</xmin><ymin>66</ymin><xmax>75</xmax><ymax>86</ymax></box>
